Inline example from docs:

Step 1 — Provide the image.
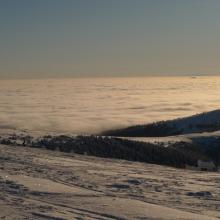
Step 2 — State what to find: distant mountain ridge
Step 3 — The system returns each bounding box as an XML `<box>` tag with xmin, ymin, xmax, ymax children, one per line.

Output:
<box><xmin>101</xmin><ymin>109</ymin><xmax>220</xmax><ymax>137</ymax></box>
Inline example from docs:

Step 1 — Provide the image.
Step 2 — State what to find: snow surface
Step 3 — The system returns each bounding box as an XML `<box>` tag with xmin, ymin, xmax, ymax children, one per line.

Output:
<box><xmin>0</xmin><ymin>144</ymin><xmax>219</xmax><ymax>220</ymax></box>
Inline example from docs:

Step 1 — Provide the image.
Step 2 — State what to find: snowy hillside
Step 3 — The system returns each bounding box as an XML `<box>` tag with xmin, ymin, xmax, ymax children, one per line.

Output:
<box><xmin>1</xmin><ymin>144</ymin><xmax>220</xmax><ymax>220</ymax></box>
<box><xmin>102</xmin><ymin>109</ymin><xmax>220</xmax><ymax>137</ymax></box>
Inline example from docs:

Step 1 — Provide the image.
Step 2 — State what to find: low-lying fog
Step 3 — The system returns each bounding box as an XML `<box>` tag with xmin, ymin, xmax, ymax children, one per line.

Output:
<box><xmin>0</xmin><ymin>76</ymin><xmax>220</xmax><ymax>134</ymax></box>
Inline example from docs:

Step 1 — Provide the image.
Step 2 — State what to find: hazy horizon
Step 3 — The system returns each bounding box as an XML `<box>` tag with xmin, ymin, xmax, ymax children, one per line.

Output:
<box><xmin>0</xmin><ymin>73</ymin><xmax>219</xmax><ymax>80</ymax></box>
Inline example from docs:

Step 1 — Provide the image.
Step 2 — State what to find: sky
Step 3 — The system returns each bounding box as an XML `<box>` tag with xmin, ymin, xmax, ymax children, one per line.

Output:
<box><xmin>1</xmin><ymin>0</ymin><xmax>220</xmax><ymax>78</ymax></box>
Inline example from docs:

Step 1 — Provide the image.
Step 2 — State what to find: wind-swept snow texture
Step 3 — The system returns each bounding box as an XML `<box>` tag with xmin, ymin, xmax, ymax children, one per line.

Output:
<box><xmin>0</xmin><ymin>144</ymin><xmax>220</xmax><ymax>219</ymax></box>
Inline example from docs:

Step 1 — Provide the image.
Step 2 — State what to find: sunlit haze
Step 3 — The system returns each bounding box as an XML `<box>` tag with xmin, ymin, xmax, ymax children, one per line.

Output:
<box><xmin>0</xmin><ymin>76</ymin><xmax>219</xmax><ymax>134</ymax></box>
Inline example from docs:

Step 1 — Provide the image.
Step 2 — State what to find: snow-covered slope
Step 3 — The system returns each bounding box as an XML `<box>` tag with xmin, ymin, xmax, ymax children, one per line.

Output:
<box><xmin>102</xmin><ymin>109</ymin><xmax>220</xmax><ymax>137</ymax></box>
<box><xmin>0</xmin><ymin>144</ymin><xmax>220</xmax><ymax>220</ymax></box>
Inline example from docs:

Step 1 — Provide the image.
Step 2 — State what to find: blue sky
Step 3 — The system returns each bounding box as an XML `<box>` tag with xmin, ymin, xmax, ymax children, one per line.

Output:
<box><xmin>1</xmin><ymin>0</ymin><xmax>220</xmax><ymax>78</ymax></box>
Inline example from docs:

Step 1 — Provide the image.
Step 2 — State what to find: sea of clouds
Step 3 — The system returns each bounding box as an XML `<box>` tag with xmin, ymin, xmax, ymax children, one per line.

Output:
<box><xmin>0</xmin><ymin>76</ymin><xmax>220</xmax><ymax>135</ymax></box>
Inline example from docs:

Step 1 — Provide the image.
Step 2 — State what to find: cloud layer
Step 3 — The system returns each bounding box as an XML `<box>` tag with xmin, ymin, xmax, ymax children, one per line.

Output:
<box><xmin>0</xmin><ymin>76</ymin><xmax>219</xmax><ymax>135</ymax></box>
